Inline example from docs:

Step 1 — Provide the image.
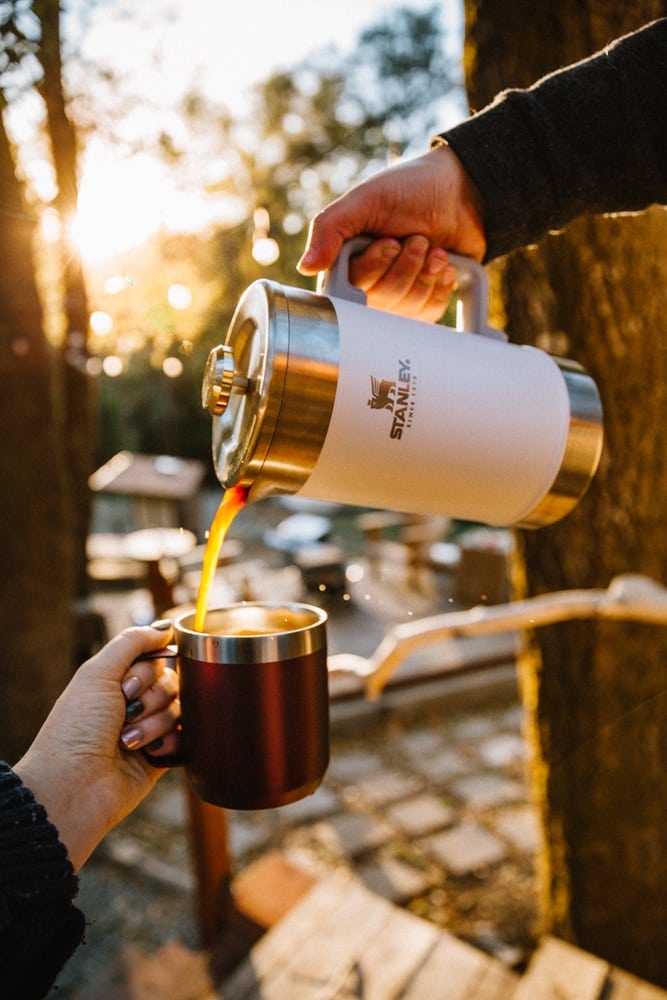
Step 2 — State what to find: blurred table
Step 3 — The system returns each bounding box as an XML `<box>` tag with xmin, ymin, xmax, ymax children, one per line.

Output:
<box><xmin>89</xmin><ymin>451</ymin><xmax>206</xmax><ymax>533</ymax></box>
<box><xmin>123</xmin><ymin>527</ymin><xmax>197</xmax><ymax>615</ymax></box>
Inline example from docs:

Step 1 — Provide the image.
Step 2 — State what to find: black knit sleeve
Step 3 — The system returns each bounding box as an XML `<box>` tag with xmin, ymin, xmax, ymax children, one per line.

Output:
<box><xmin>0</xmin><ymin>763</ymin><xmax>86</xmax><ymax>999</ymax></box>
<box><xmin>436</xmin><ymin>18</ymin><xmax>667</xmax><ymax>261</ymax></box>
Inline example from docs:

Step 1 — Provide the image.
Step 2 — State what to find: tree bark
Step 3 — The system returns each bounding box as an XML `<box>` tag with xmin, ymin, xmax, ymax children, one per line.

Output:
<box><xmin>34</xmin><ymin>0</ymin><xmax>93</xmax><ymax>602</ymax></box>
<box><xmin>0</xmin><ymin>106</ymin><xmax>73</xmax><ymax>762</ymax></box>
<box><xmin>464</xmin><ymin>0</ymin><xmax>667</xmax><ymax>984</ymax></box>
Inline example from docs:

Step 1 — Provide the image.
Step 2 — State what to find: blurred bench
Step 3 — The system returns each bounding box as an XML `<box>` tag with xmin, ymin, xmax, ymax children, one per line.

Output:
<box><xmin>222</xmin><ymin>869</ymin><xmax>518</xmax><ymax>998</ymax></box>
<box><xmin>95</xmin><ymin>868</ymin><xmax>667</xmax><ymax>998</ymax></box>
<box><xmin>89</xmin><ymin>451</ymin><xmax>206</xmax><ymax>534</ymax></box>
<box><xmin>222</xmin><ymin>869</ymin><xmax>667</xmax><ymax>998</ymax></box>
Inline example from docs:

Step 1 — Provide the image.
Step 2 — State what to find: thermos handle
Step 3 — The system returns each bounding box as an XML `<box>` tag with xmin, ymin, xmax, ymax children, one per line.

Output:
<box><xmin>318</xmin><ymin>236</ymin><xmax>506</xmax><ymax>341</ymax></box>
<box><xmin>316</xmin><ymin>237</ymin><xmax>369</xmax><ymax>303</ymax></box>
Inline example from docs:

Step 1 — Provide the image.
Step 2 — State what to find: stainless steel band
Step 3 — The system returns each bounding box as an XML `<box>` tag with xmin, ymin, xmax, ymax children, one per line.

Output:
<box><xmin>175</xmin><ymin>603</ymin><xmax>328</xmax><ymax>663</ymax></box>
<box><xmin>518</xmin><ymin>358</ymin><xmax>603</xmax><ymax>528</ymax></box>
<box><xmin>208</xmin><ymin>280</ymin><xmax>340</xmax><ymax>500</ymax></box>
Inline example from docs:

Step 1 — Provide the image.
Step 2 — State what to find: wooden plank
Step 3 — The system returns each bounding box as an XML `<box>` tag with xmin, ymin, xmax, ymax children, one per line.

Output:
<box><xmin>253</xmin><ymin>879</ymin><xmax>395</xmax><ymax>1000</ymax></box>
<box><xmin>329</xmin><ymin>894</ymin><xmax>441</xmax><ymax>1000</ymax></box>
<box><xmin>221</xmin><ymin>873</ymin><xmax>520</xmax><ymax>1000</ymax></box>
<box><xmin>399</xmin><ymin>931</ymin><xmax>503</xmax><ymax>1000</ymax></box>
<box><xmin>608</xmin><ymin>968</ymin><xmax>667</xmax><ymax>999</ymax></box>
<box><xmin>231</xmin><ymin>850</ymin><xmax>318</xmax><ymax>929</ymax></box>
<box><xmin>513</xmin><ymin>936</ymin><xmax>609</xmax><ymax>1000</ymax></box>
<box><xmin>220</xmin><ymin>874</ymin><xmax>393</xmax><ymax>999</ymax></box>
<box><xmin>220</xmin><ymin>876</ymin><xmax>353</xmax><ymax>998</ymax></box>
<box><xmin>472</xmin><ymin>961</ymin><xmax>520</xmax><ymax>1000</ymax></box>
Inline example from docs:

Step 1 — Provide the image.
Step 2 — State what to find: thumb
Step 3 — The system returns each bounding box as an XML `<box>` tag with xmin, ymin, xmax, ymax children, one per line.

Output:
<box><xmin>298</xmin><ymin>166</ymin><xmax>401</xmax><ymax>275</ymax></box>
<box><xmin>82</xmin><ymin>622</ymin><xmax>174</xmax><ymax>684</ymax></box>
<box><xmin>297</xmin><ymin>219</ymin><xmax>346</xmax><ymax>276</ymax></box>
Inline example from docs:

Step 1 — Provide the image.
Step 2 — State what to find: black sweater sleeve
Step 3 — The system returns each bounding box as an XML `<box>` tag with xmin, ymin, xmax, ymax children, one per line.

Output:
<box><xmin>0</xmin><ymin>763</ymin><xmax>85</xmax><ymax>999</ymax></box>
<box><xmin>436</xmin><ymin>18</ymin><xmax>667</xmax><ymax>261</ymax></box>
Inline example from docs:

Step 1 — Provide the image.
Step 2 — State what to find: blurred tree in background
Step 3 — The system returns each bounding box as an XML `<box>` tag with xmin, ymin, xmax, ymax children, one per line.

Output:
<box><xmin>0</xmin><ymin>0</ymin><xmax>90</xmax><ymax>760</ymax></box>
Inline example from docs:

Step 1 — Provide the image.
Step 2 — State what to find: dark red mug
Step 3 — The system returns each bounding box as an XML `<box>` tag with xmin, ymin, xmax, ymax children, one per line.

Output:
<box><xmin>145</xmin><ymin>602</ymin><xmax>329</xmax><ymax>810</ymax></box>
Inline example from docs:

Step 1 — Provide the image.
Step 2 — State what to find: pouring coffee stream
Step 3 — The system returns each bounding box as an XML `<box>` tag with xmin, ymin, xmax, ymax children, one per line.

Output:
<box><xmin>194</xmin><ymin>484</ymin><xmax>247</xmax><ymax>631</ymax></box>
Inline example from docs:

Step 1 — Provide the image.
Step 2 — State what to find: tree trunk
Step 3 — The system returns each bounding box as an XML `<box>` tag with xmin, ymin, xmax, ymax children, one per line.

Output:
<box><xmin>0</xmin><ymin>106</ymin><xmax>74</xmax><ymax>763</ymax></box>
<box><xmin>464</xmin><ymin>0</ymin><xmax>667</xmax><ymax>984</ymax></box>
<box><xmin>35</xmin><ymin>0</ymin><xmax>93</xmax><ymax>604</ymax></box>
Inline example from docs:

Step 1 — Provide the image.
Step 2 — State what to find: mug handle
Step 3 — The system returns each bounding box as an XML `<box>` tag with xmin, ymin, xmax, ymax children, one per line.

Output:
<box><xmin>129</xmin><ymin>646</ymin><xmax>188</xmax><ymax>769</ymax></box>
<box><xmin>317</xmin><ymin>235</ymin><xmax>506</xmax><ymax>341</ymax></box>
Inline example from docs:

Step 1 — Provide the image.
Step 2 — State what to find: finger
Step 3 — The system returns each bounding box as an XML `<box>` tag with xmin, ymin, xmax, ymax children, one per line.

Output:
<box><xmin>120</xmin><ymin>699</ymin><xmax>181</xmax><ymax>752</ymax></box>
<box><xmin>144</xmin><ymin>728</ymin><xmax>182</xmax><ymax>758</ymax></box>
<box><xmin>389</xmin><ymin>253</ymin><xmax>457</xmax><ymax>322</ymax></box>
<box><xmin>298</xmin><ymin>215</ymin><xmax>347</xmax><ymax>274</ymax></box>
<box><xmin>142</xmin><ymin>728</ymin><xmax>184</xmax><ymax>769</ymax></box>
<box><xmin>123</xmin><ymin>667</ymin><xmax>179</xmax><ymax>723</ymax></box>
<box><xmin>360</xmin><ymin>238</ymin><xmax>456</xmax><ymax>323</ymax></box>
<box><xmin>362</xmin><ymin>235</ymin><xmax>432</xmax><ymax>309</ymax></box>
<box><xmin>347</xmin><ymin>238</ymin><xmax>402</xmax><ymax>291</ymax></box>
<box><xmin>121</xmin><ymin>655</ymin><xmax>178</xmax><ymax>702</ymax></box>
<box><xmin>298</xmin><ymin>182</ymin><xmax>383</xmax><ymax>275</ymax></box>
<box><xmin>405</xmin><ymin>282</ymin><xmax>458</xmax><ymax>324</ymax></box>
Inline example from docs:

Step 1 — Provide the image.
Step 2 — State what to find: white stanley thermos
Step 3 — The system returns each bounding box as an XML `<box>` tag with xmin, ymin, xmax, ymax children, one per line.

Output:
<box><xmin>202</xmin><ymin>240</ymin><xmax>603</xmax><ymax>528</ymax></box>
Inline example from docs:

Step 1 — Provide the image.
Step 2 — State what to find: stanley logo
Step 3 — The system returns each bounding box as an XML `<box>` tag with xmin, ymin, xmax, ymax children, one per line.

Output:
<box><xmin>367</xmin><ymin>359</ymin><xmax>415</xmax><ymax>439</ymax></box>
<box><xmin>368</xmin><ymin>377</ymin><xmax>396</xmax><ymax>410</ymax></box>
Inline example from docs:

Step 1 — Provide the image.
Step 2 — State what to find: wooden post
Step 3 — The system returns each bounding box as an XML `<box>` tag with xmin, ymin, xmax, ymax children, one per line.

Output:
<box><xmin>184</xmin><ymin>779</ymin><xmax>233</xmax><ymax>949</ymax></box>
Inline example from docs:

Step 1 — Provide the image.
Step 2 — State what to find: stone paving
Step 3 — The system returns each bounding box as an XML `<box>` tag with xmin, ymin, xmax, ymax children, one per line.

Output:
<box><xmin>264</xmin><ymin>694</ymin><xmax>538</xmax><ymax>943</ymax></box>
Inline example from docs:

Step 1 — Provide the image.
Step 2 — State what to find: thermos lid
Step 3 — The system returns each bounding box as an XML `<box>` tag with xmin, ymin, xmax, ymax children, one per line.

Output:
<box><xmin>203</xmin><ymin>279</ymin><xmax>340</xmax><ymax>500</ymax></box>
<box><xmin>204</xmin><ymin>280</ymin><xmax>288</xmax><ymax>491</ymax></box>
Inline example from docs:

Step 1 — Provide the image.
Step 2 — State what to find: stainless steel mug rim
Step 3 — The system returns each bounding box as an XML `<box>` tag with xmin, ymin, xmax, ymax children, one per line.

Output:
<box><xmin>174</xmin><ymin>602</ymin><xmax>328</xmax><ymax>664</ymax></box>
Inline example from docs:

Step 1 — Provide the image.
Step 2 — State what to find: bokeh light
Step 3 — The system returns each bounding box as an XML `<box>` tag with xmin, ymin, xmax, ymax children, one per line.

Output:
<box><xmin>102</xmin><ymin>355</ymin><xmax>124</xmax><ymax>377</ymax></box>
<box><xmin>162</xmin><ymin>356</ymin><xmax>184</xmax><ymax>378</ymax></box>
<box><xmin>167</xmin><ymin>283</ymin><xmax>193</xmax><ymax>310</ymax></box>
<box><xmin>251</xmin><ymin>236</ymin><xmax>280</xmax><ymax>266</ymax></box>
<box><xmin>90</xmin><ymin>310</ymin><xmax>113</xmax><ymax>335</ymax></box>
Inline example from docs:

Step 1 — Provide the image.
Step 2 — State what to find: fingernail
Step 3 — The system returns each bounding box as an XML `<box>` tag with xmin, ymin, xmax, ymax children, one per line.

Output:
<box><xmin>146</xmin><ymin>737</ymin><xmax>164</xmax><ymax>752</ymax></box>
<box><xmin>121</xmin><ymin>675</ymin><xmax>142</xmax><ymax>700</ymax></box>
<box><xmin>380</xmin><ymin>242</ymin><xmax>401</xmax><ymax>260</ymax></box>
<box><xmin>120</xmin><ymin>726</ymin><xmax>142</xmax><ymax>750</ymax></box>
<box><xmin>297</xmin><ymin>249</ymin><xmax>317</xmax><ymax>270</ymax></box>
<box><xmin>124</xmin><ymin>698</ymin><xmax>144</xmax><ymax>723</ymax></box>
<box><xmin>150</xmin><ymin>619</ymin><xmax>172</xmax><ymax>631</ymax></box>
<box><xmin>406</xmin><ymin>234</ymin><xmax>429</xmax><ymax>254</ymax></box>
<box><xmin>425</xmin><ymin>256</ymin><xmax>447</xmax><ymax>276</ymax></box>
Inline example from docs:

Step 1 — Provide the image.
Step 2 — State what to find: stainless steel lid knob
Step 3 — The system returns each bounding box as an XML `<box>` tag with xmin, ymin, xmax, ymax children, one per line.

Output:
<box><xmin>202</xmin><ymin>345</ymin><xmax>247</xmax><ymax>416</ymax></box>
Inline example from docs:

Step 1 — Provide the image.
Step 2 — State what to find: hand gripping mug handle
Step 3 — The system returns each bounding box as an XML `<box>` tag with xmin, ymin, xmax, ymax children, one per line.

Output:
<box><xmin>317</xmin><ymin>235</ymin><xmax>506</xmax><ymax>341</ymax></box>
<box><xmin>129</xmin><ymin>646</ymin><xmax>188</xmax><ymax>769</ymax></box>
